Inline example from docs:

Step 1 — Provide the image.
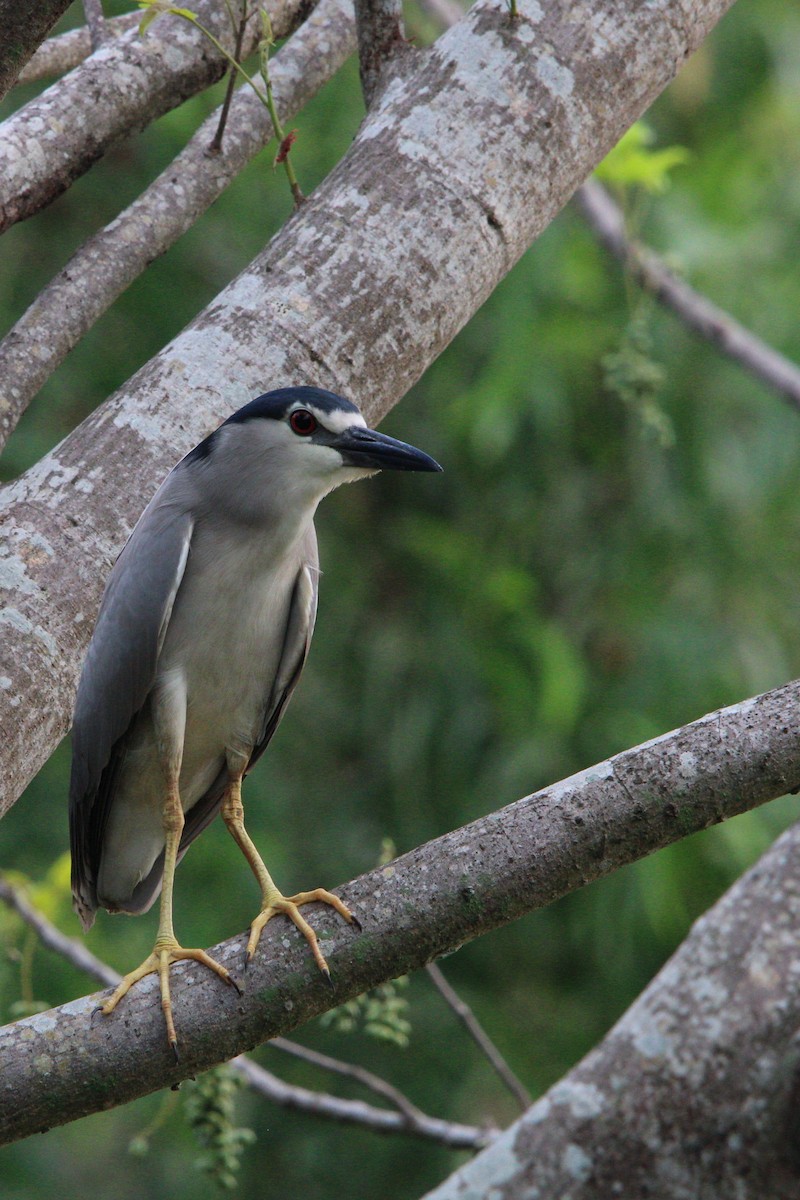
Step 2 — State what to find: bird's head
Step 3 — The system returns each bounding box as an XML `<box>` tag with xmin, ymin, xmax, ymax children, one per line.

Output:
<box><xmin>183</xmin><ymin>387</ymin><xmax>441</xmax><ymax>524</ymax></box>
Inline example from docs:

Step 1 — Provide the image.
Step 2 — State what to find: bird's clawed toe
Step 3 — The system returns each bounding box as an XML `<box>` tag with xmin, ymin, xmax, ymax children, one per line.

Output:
<box><xmin>244</xmin><ymin>887</ymin><xmax>358</xmax><ymax>983</ymax></box>
<box><xmin>98</xmin><ymin>939</ymin><xmax>238</xmax><ymax>1049</ymax></box>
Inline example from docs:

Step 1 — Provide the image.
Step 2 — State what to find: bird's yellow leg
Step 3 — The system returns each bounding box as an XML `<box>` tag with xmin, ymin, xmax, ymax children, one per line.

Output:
<box><xmin>99</xmin><ymin>783</ymin><xmax>239</xmax><ymax>1054</ymax></box>
<box><xmin>221</xmin><ymin>774</ymin><xmax>357</xmax><ymax>977</ymax></box>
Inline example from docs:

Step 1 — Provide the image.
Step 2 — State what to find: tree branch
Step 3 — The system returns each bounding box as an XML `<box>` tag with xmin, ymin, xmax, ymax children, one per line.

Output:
<box><xmin>412</xmin><ymin>0</ymin><xmax>800</xmax><ymax>420</ymax></box>
<box><xmin>0</xmin><ymin>0</ymin><xmax>314</xmax><ymax>233</ymax></box>
<box><xmin>425</xmin><ymin>962</ymin><xmax>531</xmax><ymax>1110</ymax></box>
<box><xmin>423</xmin><ymin>817</ymin><xmax>800</xmax><ymax>1199</ymax></box>
<box><xmin>0</xmin><ymin>878</ymin><xmax>490</xmax><ymax>1151</ymax></box>
<box><xmin>15</xmin><ymin>14</ymin><xmax>141</xmax><ymax>86</ymax></box>
<box><xmin>0</xmin><ymin>877</ymin><xmax>118</xmax><ymax>989</ymax></box>
<box><xmin>0</xmin><ymin>0</ymin><xmax>737</xmax><ymax>816</ymax></box>
<box><xmin>354</xmin><ymin>0</ymin><xmax>413</xmax><ymax>106</ymax></box>
<box><xmin>0</xmin><ymin>0</ymin><xmax>73</xmax><ymax>101</ymax></box>
<box><xmin>233</xmin><ymin>1056</ymin><xmax>491</xmax><ymax>1148</ymax></box>
<box><xmin>268</xmin><ymin>1036</ymin><xmax>428</xmax><ymax>1124</ymax></box>
<box><xmin>1</xmin><ymin>677</ymin><xmax>799</xmax><ymax>1145</ymax></box>
<box><xmin>576</xmin><ymin>178</ymin><xmax>800</xmax><ymax>413</ymax></box>
<box><xmin>82</xmin><ymin>0</ymin><xmax>108</xmax><ymax>50</ymax></box>
<box><xmin>0</xmin><ymin>0</ymin><xmax>356</xmax><ymax>450</ymax></box>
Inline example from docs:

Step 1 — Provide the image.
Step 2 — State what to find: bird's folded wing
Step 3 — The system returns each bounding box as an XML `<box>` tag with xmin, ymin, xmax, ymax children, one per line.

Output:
<box><xmin>69</xmin><ymin>487</ymin><xmax>194</xmax><ymax>923</ymax></box>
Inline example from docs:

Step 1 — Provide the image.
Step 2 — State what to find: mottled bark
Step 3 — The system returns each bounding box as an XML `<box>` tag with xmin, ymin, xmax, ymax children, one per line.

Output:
<box><xmin>424</xmin><ymin>818</ymin><xmax>800</xmax><ymax>1200</ymax></box>
<box><xmin>1</xmin><ymin>680</ymin><xmax>799</xmax><ymax>1145</ymax></box>
<box><xmin>0</xmin><ymin>0</ymin><xmax>72</xmax><ymax>100</ymax></box>
<box><xmin>16</xmin><ymin>14</ymin><xmax>141</xmax><ymax>85</ymax></box>
<box><xmin>0</xmin><ymin>0</ymin><xmax>736</xmax><ymax>816</ymax></box>
<box><xmin>0</xmin><ymin>0</ymin><xmax>314</xmax><ymax>232</ymax></box>
<box><xmin>354</xmin><ymin>0</ymin><xmax>413</xmax><ymax>105</ymax></box>
<box><xmin>0</xmin><ymin>0</ymin><xmax>356</xmax><ymax>449</ymax></box>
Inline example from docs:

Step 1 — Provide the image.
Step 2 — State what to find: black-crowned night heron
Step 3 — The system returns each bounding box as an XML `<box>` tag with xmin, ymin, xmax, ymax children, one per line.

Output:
<box><xmin>69</xmin><ymin>386</ymin><xmax>441</xmax><ymax>1051</ymax></box>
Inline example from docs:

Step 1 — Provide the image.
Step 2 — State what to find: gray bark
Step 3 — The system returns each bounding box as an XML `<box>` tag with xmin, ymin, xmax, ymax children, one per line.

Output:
<box><xmin>0</xmin><ymin>0</ymin><xmax>313</xmax><ymax>232</ymax></box>
<box><xmin>354</xmin><ymin>0</ymin><xmax>413</xmax><ymax>105</ymax></box>
<box><xmin>0</xmin><ymin>0</ymin><xmax>356</xmax><ymax>449</ymax></box>
<box><xmin>423</xmin><ymin>819</ymin><xmax>800</xmax><ymax>1200</ymax></box>
<box><xmin>0</xmin><ymin>0</ymin><xmax>736</xmax><ymax>817</ymax></box>
<box><xmin>1</xmin><ymin>679</ymin><xmax>798</xmax><ymax>1145</ymax></box>
<box><xmin>16</xmin><ymin>14</ymin><xmax>141</xmax><ymax>86</ymax></box>
<box><xmin>0</xmin><ymin>0</ymin><xmax>73</xmax><ymax>100</ymax></box>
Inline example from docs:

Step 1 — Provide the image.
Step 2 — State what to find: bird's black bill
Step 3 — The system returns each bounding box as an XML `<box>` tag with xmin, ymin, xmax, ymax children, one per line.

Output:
<box><xmin>334</xmin><ymin>426</ymin><xmax>442</xmax><ymax>473</ymax></box>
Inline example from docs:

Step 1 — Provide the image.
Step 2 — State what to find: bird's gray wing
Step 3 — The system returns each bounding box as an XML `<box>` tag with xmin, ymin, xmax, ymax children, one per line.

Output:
<box><xmin>69</xmin><ymin>486</ymin><xmax>194</xmax><ymax>928</ymax></box>
<box><xmin>168</xmin><ymin>525</ymin><xmax>320</xmax><ymax>859</ymax></box>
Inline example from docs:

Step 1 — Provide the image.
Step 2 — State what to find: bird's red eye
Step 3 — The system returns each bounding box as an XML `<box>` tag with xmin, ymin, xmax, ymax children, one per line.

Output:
<box><xmin>289</xmin><ymin>409</ymin><xmax>317</xmax><ymax>436</ymax></box>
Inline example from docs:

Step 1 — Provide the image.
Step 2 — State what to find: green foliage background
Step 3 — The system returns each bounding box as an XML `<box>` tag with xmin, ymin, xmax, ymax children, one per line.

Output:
<box><xmin>2</xmin><ymin>1</ymin><xmax>800</xmax><ymax>1196</ymax></box>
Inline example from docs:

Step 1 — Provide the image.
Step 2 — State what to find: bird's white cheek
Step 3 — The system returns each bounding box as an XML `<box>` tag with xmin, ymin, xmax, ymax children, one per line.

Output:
<box><xmin>335</xmin><ymin>465</ymin><xmax>380</xmax><ymax>486</ymax></box>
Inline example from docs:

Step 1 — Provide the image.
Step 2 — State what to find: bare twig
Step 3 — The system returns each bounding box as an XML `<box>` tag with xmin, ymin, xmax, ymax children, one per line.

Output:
<box><xmin>0</xmin><ymin>0</ymin><xmax>355</xmax><ymax>450</ymax></box>
<box><xmin>354</xmin><ymin>0</ymin><xmax>413</xmax><ymax>106</ymax></box>
<box><xmin>234</xmin><ymin>1056</ymin><xmax>492</xmax><ymax>1148</ymax></box>
<box><xmin>258</xmin><ymin>9</ymin><xmax>304</xmax><ymax>206</ymax></box>
<box><xmin>425</xmin><ymin>962</ymin><xmax>531</xmax><ymax>1110</ymax></box>
<box><xmin>209</xmin><ymin>0</ymin><xmax>249</xmax><ymax>153</ymax></box>
<box><xmin>16</xmin><ymin>14</ymin><xmax>141</xmax><ymax>85</ymax></box>
<box><xmin>576</xmin><ymin>178</ymin><xmax>800</xmax><ymax>413</ymax></box>
<box><xmin>270</xmin><ymin>1036</ymin><xmax>427</xmax><ymax>1123</ymax></box>
<box><xmin>82</xmin><ymin>0</ymin><xmax>108</xmax><ymax>49</ymax></box>
<box><xmin>0</xmin><ymin>876</ymin><xmax>490</xmax><ymax>1150</ymax></box>
<box><xmin>0</xmin><ymin>877</ymin><xmax>118</xmax><ymax>989</ymax></box>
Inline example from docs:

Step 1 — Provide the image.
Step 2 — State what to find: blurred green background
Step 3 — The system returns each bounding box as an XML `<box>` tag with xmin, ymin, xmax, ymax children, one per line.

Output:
<box><xmin>2</xmin><ymin>0</ymin><xmax>800</xmax><ymax>1196</ymax></box>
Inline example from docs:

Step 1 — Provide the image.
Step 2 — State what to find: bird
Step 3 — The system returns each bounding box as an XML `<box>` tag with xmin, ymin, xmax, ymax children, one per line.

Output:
<box><xmin>69</xmin><ymin>385</ymin><xmax>441</xmax><ymax>1052</ymax></box>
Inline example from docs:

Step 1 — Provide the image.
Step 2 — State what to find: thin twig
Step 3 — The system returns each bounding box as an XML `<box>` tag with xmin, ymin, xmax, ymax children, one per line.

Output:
<box><xmin>0</xmin><ymin>0</ymin><xmax>303</xmax><ymax>234</ymax></box>
<box><xmin>0</xmin><ymin>878</ymin><xmax>119</xmax><ymax>989</ymax></box>
<box><xmin>209</xmin><ymin>0</ymin><xmax>249</xmax><ymax>153</ymax></box>
<box><xmin>0</xmin><ymin>876</ymin><xmax>491</xmax><ymax>1151</ymax></box>
<box><xmin>82</xmin><ymin>0</ymin><xmax>108</xmax><ymax>49</ymax></box>
<box><xmin>425</xmin><ymin>962</ymin><xmax>531</xmax><ymax>1110</ymax></box>
<box><xmin>270</xmin><ymin>1035</ymin><xmax>426</xmax><ymax>1123</ymax></box>
<box><xmin>233</xmin><ymin>1056</ymin><xmax>493</xmax><ymax>1148</ymax></box>
<box><xmin>258</xmin><ymin>10</ymin><xmax>304</xmax><ymax>206</ymax></box>
<box><xmin>576</xmin><ymin>178</ymin><xmax>800</xmax><ymax>413</ymax></box>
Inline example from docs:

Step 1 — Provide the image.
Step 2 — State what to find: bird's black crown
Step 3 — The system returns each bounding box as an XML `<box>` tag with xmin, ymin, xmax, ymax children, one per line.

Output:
<box><xmin>226</xmin><ymin>387</ymin><xmax>360</xmax><ymax>425</ymax></box>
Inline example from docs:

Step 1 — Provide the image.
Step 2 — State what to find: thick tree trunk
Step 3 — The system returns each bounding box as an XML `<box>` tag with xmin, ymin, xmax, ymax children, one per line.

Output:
<box><xmin>0</xmin><ymin>0</ymin><xmax>736</xmax><ymax>816</ymax></box>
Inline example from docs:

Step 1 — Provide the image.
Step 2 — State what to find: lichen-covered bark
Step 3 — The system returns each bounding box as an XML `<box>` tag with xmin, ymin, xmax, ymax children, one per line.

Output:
<box><xmin>0</xmin><ymin>0</ymin><xmax>356</xmax><ymax>449</ymax></box>
<box><xmin>17</xmin><ymin>14</ymin><xmax>141</xmax><ymax>86</ymax></box>
<box><xmin>423</xmin><ymin>824</ymin><xmax>800</xmax><ymax>1200</ymax></box>
<box><xmin>1</xmin><ymin>680</ymin><xmax>799</xmax><ymax>1146</ymax></box>
<box><xmin>0</xmin><ymin>0</ymin><xmax>312</xmax><ymax>232</ymax></box>
<box><xmin>0</xmin><ymin>0</ymin><xmax>736</xmax><ymax>817</ymax></box>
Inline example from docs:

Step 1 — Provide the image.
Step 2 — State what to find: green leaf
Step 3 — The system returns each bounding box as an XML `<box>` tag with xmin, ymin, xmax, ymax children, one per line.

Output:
<box><xmin>596</xmin><ymin>122</ymin><xmax>690</xmax><ymax>194</ymax></box>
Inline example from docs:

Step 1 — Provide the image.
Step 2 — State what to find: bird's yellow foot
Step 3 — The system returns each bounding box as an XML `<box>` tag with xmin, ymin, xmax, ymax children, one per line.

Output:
<box><xmin>99</xmin><ymin>938</ymin><xmax>241</xmax><ymax>1055</ymax></box>
<box><xmin>247</xmin><ymin>888</ymin><xmax>359</xmax><ymax>982</ymax></box>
